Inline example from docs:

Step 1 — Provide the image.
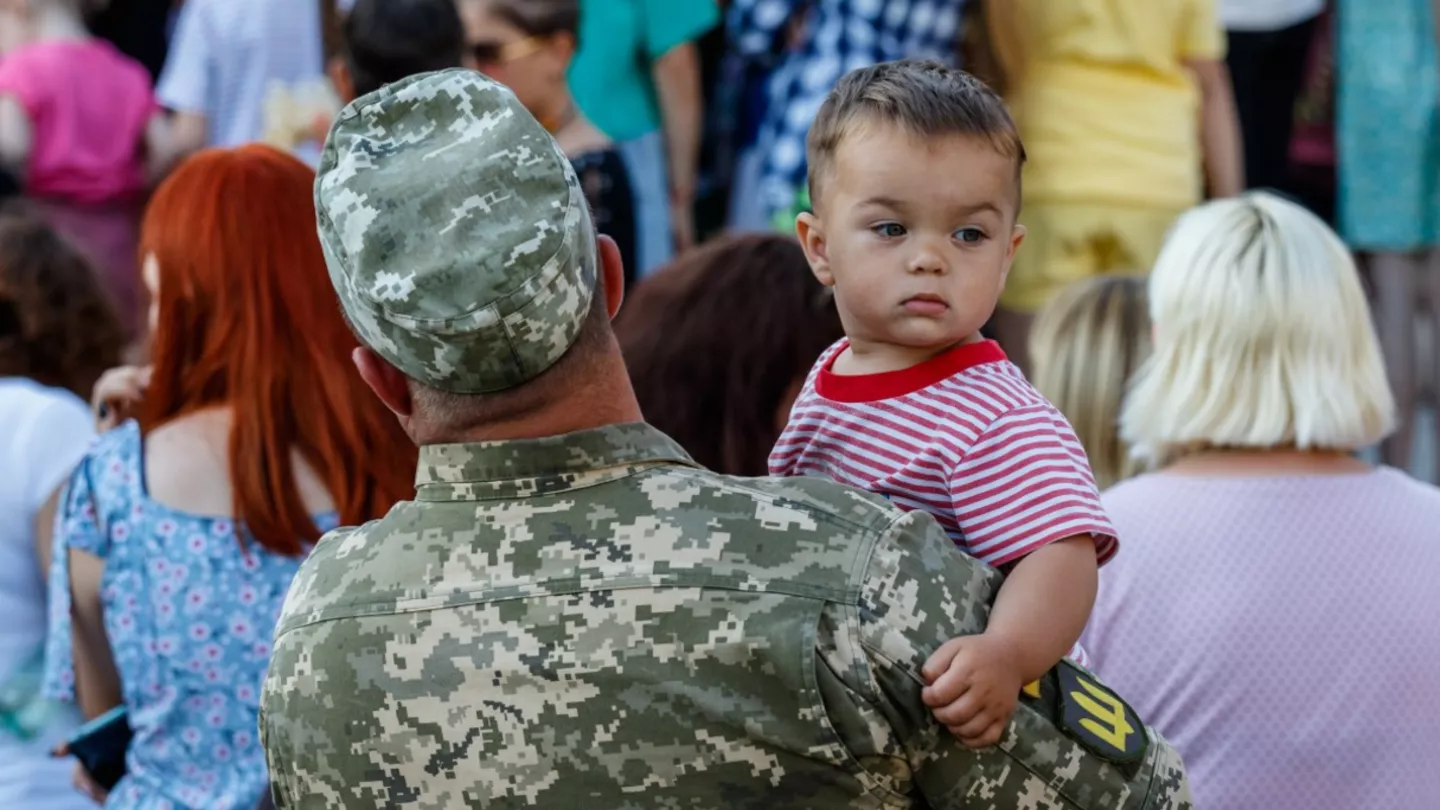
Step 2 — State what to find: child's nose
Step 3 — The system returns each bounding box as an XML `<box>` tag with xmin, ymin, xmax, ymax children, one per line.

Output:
<box><xmin>907</xmin><ymin>247</ymin><xmax>947</xmax><ymax>275</ymax></box>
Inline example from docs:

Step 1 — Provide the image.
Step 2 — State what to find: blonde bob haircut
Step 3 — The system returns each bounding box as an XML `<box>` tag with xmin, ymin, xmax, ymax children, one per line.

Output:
<box><xmin>1030</xmin><ymin>276</ymin><xmax>1151</xmax><ymax>490</ymax></box>
<box><xmin>1122</xmin><ymin>192</ymin><xmax>1395</xmax><ymax>466</ymax></box>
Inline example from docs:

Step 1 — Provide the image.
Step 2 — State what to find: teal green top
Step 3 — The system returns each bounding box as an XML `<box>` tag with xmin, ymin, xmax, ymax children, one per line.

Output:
<box><xmin>568</xmin><ymin>0</ymin><xmax>719</xmax><ymax>142</ymax></box>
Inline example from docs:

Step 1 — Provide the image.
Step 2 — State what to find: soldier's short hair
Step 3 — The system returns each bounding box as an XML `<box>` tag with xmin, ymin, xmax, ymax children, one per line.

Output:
<box><xmin>1122</xmin><ymin>192</ymin><xmax>1397</xmax><ymax>466</ymax></box>
<box><xmin>805</xmin><ymin>60</ymin><xmax>1025</xmax><ymax>208</ymax></box>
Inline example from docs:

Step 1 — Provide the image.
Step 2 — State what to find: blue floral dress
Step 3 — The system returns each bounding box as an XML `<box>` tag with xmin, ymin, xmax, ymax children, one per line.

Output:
<box><xmin>1336</xmin><ymin>0</ymin><xmax>1440</xmax><ymax>250</ymax></box>
<box><xmin>43</xmin><ymin>422</ymin><xmax>332</xmax><ymax>810</ymax></box>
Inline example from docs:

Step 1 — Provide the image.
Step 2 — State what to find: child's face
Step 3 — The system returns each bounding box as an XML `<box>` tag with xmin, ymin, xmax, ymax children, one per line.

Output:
<box><xmin>797</xmin><ymin>125</ymin><xmax>1025</xmax><ymax>358</ymax></box>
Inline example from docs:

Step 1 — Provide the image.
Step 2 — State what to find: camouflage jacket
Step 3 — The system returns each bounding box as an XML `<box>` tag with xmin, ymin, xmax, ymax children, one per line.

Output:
<box><xmin>260</xmin><ymin>423</ymin><xmax>1190</xmax><ymax>809</ymax></box>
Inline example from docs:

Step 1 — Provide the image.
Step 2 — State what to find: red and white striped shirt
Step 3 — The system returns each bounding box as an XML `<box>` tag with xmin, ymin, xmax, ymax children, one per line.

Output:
<box><xmin>770</xmin><ymin>339</ymin><xmax>1117</xmax><ymax>567</ymax></box>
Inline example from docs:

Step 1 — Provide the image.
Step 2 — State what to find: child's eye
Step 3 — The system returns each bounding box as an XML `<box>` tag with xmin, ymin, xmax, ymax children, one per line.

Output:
<box><xmin>872</xmin><ymin>222</ymin><xmax>906</xmax><ymax>238</ymax></box>
<box><xmin>955</xmin><ymin>228</ymin><xmax>986</xmax><ymax>244</ymax></box>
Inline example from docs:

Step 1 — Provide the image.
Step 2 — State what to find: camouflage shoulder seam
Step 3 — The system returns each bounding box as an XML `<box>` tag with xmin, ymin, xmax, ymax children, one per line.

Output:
<box><xmin>665</xmin><ymin>465</ymin><xmax>903</xmax><ymax>536</ymax></box>
<box><xmin>852</xmin><ymin>518</ymin><xmax>927</xmax><ymax>693</ymax></box>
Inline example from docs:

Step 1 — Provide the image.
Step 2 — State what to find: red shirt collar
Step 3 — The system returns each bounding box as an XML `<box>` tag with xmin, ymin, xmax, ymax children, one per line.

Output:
<box><xmin>815</xmin><ymin>339</ymin><xmax>1008</xmax><ymax>403</ymax></box>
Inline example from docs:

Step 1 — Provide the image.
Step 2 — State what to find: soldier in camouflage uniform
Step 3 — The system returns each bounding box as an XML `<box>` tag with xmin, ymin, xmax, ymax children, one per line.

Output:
<box><xmin>259</xmin><ymin>68</ymin><xmax>1193</xmax><ymax>809</ymax></box>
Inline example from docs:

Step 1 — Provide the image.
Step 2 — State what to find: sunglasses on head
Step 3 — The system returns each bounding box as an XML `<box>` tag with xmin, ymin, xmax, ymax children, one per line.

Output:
<box><xmin>469</xmin><ymin>35</ymin><xmax>547</xmax><ymax>66</ymax></box>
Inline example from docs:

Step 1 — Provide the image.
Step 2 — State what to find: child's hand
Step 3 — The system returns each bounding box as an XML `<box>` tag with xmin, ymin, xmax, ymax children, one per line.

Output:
<box><xmin>920</xmin><ymin>632</ymin><xmax>1026</xmax><ymax>749</ymax></box>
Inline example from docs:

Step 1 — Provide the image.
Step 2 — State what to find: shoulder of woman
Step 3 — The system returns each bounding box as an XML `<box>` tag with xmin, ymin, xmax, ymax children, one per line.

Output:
<box><xmin>562</xmin><ymin>121</ymin><xmax>615</xmax><ymax>162</ymax></box>
<box><xmin>0</xmin><ymin>379</ymin><xmax>88</xmax><ymax>433</ymax></box>
<box><xmin>1097</xmin><ymin>473</ymin><xmax>1174</xmax><ymax>513</ymax></box>
<box><xmin>141</xmin><ymin>410</ymin><xmax>238</xmax><ymax>515</ymax></box>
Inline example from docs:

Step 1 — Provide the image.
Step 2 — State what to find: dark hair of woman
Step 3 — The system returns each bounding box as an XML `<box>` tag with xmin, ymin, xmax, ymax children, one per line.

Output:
<box><xmin>0</xmin><ymin>207</ymin><xmax>124</xmax><ymax>399</ymax></box>
<box><xmin>484</xmin><ymin>0</ymin><xmax>579</xmax><ymax>40</ymax></box>
<box><xmin>614</xmin><ymin>234</ymin><xmax>844</xmax><ymax>476</ymax></box>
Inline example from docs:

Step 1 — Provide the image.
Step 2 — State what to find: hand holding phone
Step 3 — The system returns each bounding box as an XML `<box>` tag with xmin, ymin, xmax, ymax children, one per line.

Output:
<box><xmin>55</xmin><ymin>705</ymin><xmax>133</xmax><ymax>795</ymax></box>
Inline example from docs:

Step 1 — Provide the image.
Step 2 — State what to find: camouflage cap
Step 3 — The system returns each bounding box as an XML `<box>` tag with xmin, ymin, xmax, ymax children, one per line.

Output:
<box><xmin>315</xmin><ymin>69</ymin><xmax>597</xmax><ymax>394</ymax></box>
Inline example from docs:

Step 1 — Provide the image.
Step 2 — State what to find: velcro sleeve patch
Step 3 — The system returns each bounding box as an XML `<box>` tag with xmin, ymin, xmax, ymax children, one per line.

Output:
<box><xmin>1055</xmin><ymin>660</ymin><xmax>1149</xmax><ymax>768</ymax></box>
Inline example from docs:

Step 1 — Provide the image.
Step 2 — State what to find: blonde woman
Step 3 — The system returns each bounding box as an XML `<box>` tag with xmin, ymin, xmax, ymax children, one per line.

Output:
<box><xmin>1029</xmin><ymin>276</ymin><xmax>1151</xmax><ymax>489</ymax></box>
<box><xmin>1082</xmin><ymin>192</ymin><xmax>1440</xmax><ymax>810</ymax></box>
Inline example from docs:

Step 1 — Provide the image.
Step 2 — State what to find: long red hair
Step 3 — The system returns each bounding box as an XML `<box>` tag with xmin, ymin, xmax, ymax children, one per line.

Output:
<box><xmin>138</xmin><ymin>145</ymin><xmax>416</xmax><ymax>555</ymax></box>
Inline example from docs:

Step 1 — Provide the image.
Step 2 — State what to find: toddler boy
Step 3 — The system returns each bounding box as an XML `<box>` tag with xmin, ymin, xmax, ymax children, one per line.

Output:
<box><xmin>770</xmin><ymin>60</ymin><xmax>1117</xmax><ymax>750</ymax></box>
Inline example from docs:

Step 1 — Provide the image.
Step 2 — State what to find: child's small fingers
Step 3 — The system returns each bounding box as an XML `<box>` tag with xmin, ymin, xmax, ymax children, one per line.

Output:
<box><xmin>953</xmin><ymin>710</ymin><xmax>995</xmax><ymax>740</ymax></box>
<box><xmin>960</xmin><ymin>720</ymin><xmax>1007</xmax><ymax>750</ymax></box>
<box><xmin>931</xmin><ymin>694</ymin><xmax>982</xmax><ymax>727</ymax></box>
<box><xmin>923</xmin><ymin>667</ymin><xmax>971</xmax><ymax>708</ymax></box>
<box><xmin>921</xmin><ymin>638</ymin><xmax>967</xmax><ymax>682</ymax></box>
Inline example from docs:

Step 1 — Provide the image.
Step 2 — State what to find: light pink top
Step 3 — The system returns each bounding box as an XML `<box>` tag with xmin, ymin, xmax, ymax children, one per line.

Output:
<box><xmin>1083</xmin><ymin>468</ymin><xmax>1440</xmax><ymax>810</ymax></box>
<box><xmin>0</xmin><ymin>40</ymin><xmax>155</xmax><ymax>203</ymax></box>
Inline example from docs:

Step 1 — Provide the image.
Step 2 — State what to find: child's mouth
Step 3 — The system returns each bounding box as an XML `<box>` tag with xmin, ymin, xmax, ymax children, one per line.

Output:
<box><xmin>902</xmin><ymin>295</ymin><xmax>949</xmax><ymax>316</ymax></box>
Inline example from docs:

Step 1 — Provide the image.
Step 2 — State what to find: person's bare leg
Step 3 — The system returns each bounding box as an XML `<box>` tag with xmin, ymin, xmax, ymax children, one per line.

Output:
<box><xmin>991</xmin><ymin>307</ymin><xmax>1035</xmax><ymax>375</ymax></box>
<box><xmin>1370</xmin><ymin>251</ymin><xmax>1418</xmax><ymax>470</ymax></box>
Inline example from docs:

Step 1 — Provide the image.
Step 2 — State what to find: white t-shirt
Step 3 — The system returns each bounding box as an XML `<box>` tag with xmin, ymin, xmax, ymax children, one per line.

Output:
<box><xmin>1220</xmin><ymin>0</ymin><xmax>1324</xmax><ymax>31</ymax></box>
<box><xmin>155</xmin><ymin>0</ymin><xmax>325</xmax><ymax>164</ymax></box>
<box><xmin>0</xmin><ymin>378</ymin><xmax>95</xmax><ymax>810</ymax></box>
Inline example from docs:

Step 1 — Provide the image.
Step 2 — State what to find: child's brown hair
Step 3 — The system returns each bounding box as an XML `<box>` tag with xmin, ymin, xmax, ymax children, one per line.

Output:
<box><xmin>805</xmin><ymin>59</ymin><xmax>1026</xmax><ymax>207</ymax></box>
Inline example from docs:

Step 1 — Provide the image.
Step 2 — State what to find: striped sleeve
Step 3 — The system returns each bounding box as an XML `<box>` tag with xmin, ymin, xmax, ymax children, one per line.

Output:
<box><xmin>768</xmin><ymin>341</ymin><xmax>842</xmax><ymax>477</ymax></box>
<box><xmin>948</xmin><ymin>404</ymin><xmax>1118</xmax><ymax>567</ymax></box>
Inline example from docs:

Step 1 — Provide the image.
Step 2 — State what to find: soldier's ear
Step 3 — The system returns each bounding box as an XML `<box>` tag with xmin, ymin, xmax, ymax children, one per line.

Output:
<box><xmin>329</xmin><ymin>57</ymin><xmax>355</xmax><ymax>105</ymax></box>
<box><xmin>597</xmin><ymin>235</ymin><xmax>625</xmax><ymax>319</ymax></box>
<box><xmin>353</xmin><ymin>347</ymin><xmax>413</xmax><ymax>421</ymax></box>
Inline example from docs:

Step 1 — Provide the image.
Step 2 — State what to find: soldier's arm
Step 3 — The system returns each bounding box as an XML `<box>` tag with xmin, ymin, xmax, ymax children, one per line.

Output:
<box><xmin>851</xmin><ymin>512</ymin><xmax>1193</xmax><ymax>809</ymax></box>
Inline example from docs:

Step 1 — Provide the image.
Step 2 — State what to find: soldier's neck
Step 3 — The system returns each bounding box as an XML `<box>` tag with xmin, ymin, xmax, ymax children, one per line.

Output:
<box><xmin>423</xmin><ymin>353</ymin><xmax>645</xmax><ymax>445</ymax></box>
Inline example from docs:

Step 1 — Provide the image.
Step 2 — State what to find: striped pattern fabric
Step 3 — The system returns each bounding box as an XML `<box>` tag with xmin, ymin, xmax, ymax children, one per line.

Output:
<box><xmin>156</xmin><ymin>0</ymin><xmax>325</xmax><ymax>161</ymax></box>
<box><xmin>771</xmin><ymin>339</ymin><xmax>1117</xmax><ymax>568</ymax></box>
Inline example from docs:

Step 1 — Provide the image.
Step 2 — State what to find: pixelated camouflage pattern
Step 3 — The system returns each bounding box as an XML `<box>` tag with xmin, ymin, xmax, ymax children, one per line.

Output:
<box><xmin>314</xmin><ymin>68</ymin><xmax>597</xmax><ymax>394</ymax></box>
<box><xmin>260</xmin><ymin>424</ymin><xmax>1192</xmax><ymax>809</ymax></box>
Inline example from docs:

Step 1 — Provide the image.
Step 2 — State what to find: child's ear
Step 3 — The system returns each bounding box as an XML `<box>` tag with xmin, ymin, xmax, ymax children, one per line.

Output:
<box><xmin>796</xmin><ymin>212</ymin><xmax>834</xmax><ymax>287</ymax></box>
<box><xmin>999</xmin><ymin>222</ymin><xmax>1026</xmax><ymax>290</ymax></box>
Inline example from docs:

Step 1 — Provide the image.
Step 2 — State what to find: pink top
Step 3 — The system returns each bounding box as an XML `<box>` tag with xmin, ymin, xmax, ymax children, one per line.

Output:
<box><xmin>1084</xmin><ymin>468</ymin><xmax>1440</xmax><ymax>810</ymax></box>
<box><xmin>770</xmin><ymin>339</ymin><xmax>1117</xmax><ymax>566</ymax></box>
<box><xmin>0</xmin><ymin>40</ymin><xmax>156</xmax><ymax>203</ymax></box>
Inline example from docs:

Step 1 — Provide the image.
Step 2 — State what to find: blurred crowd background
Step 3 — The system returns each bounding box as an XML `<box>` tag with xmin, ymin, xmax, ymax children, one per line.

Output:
<box><xmin>4</xmin><ymin>0</ymin><xmax>1434</xmax><ymax>478</ymax></box>
<box><xmin>2</xmin><ymin>0</ymin><xmax>1439</xmax><ymax>808</ymax></box>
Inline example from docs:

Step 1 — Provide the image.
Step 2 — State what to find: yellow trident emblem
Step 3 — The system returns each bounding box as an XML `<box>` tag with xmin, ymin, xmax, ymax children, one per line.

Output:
<box><xmin>1069</xmin><ymin>675</ymin><xmax>1136</xmax><ymax>753</ymax></box>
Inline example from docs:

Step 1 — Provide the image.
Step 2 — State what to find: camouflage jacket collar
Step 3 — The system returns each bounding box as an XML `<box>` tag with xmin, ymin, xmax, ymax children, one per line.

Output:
<box><xmin>414</xmin><ymin>422</ymin><xmax>698</xmax><ymax>502</ymax></box>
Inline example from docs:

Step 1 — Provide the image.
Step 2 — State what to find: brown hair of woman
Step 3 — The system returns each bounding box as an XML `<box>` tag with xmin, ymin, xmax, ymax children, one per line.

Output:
<box><xmin>0</xmin><ymin>207</ymin><xmax>124</xmax><ymax>399</ymax></box>
<box><xmin>615</xmin><ymin>234</ymin><xmax>844</xmax><ymax>476</ymax></box>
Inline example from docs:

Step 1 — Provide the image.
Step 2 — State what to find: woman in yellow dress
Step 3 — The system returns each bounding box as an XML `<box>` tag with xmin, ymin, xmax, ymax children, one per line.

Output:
<box><xmin>983</xmin><ymin>0</ymin><xmax>1243</xmax><ymax>370</ymax></box>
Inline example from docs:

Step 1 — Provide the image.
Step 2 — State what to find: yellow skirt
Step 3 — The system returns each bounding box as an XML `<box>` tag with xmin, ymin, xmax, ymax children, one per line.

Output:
<box><xmin>1001</xmin><ymin>203</ymin><xmax>1186</xmax><ymax>313</ymax></box>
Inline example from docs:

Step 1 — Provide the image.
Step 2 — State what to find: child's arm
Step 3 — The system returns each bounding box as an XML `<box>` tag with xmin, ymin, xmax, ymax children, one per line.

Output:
<box><xmin>1188</xmin><ymin>57</ymin><xmax>1245</xmax><ymax>197</ymax></box>
<box><xmin>0</xmin><ymin>95</ymin><xmax>32</xmax><ymax>180</ymax></box>
<box><xmin>920</xmin><ymin>534</ymin><xmax>1099</xmax><ymax>749</ymax></box>
<box><xmin>142</xmin><ymin>110</ymin><xmax>175</xmax><ymax>186</ymax></box>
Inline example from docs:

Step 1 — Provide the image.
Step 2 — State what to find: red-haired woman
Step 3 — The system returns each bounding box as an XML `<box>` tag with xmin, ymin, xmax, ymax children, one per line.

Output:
<box><xmin>40</xmin><ymin>145</ymin><xmax>417</xmax><ymax>809</ymax></box>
